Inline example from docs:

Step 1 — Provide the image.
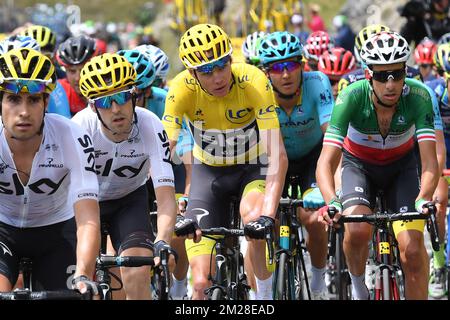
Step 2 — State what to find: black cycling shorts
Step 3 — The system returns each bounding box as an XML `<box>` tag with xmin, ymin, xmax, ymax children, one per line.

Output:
<box><xmin>0</xmin><ymin>218</ymin><xmax>77</xmax><ymax>290</ymax></box>
<box><xmin>100</xmin><ymin>184</ymin><xmax>153</xmax><ymax>254</ymax></box>
<box><xmin>186</xmin><ymin>163</ymin><xmax>266</xmax><ymax>229</ymax></box>
<box><xmin>341</xmin><ymin>149</ymin><xmax>420</xmax><ymax>212</ymax></box>
<box><xmin>282</xmin><ymin>142</ymin><xmax>322</xmax><ymax>198</ymax></box>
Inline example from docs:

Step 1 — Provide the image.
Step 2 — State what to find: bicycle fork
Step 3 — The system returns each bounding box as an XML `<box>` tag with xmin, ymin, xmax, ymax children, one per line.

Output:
<box><xmin>374</xmin><ymin>229</ymin><xmax>401</xmax><ymax>300</ymax></box>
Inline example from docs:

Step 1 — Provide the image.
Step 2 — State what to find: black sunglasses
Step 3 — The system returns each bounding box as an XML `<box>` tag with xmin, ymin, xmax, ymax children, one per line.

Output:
<box><xmin>371</xmin><ymin>68</ymin><xmax>406</xmax><ymax>83</ymax></box>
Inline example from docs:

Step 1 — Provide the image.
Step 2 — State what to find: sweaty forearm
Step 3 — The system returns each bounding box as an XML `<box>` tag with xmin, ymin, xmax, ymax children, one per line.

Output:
<box><xmin>418</xmin><ymin>169</ymin><xmax>439</xmax><ymax>201</ymax></box>
<box><xmin>75</xmin><ymin>222</ymin><xmax>100</xmax><ymax>279</ymax></box>
<box><xmin>155</xmin><ymin>195</ymin><xmax>177</xmax><ymax>243</ymax></box>
<box><xmin>262</xmin><ymin>153</ymin><xmax>288</xmax><ymax>219</ymax></box>
<box><xmin>316</xmin><ymin>158</ymin><xmax>338</xmax><ymax>203</ymax></box>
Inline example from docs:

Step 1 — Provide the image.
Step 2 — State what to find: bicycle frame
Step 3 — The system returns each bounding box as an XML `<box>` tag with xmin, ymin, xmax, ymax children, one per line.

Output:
<box><xmin>273</xmin><ymin>197</ymin><xmax>310</xmax><ymax>300</ymax></box>
<box><xmin>202</xmin><ymin>227</ymin><xmax>249</xmax><ymax>300</ymax></box>
<box><xmin>96</xmin><ymin>222</ymin><xmax>167</xmax><ymax>300</ymax></box>
<box><xmin>327</xmin><ymin>225</ymin><xmax>352</xmax><ymax>300</ymax></box>
<box><xmin>329</xmin><ymin>195</ymin><xmax>438</xmax><ymax>300</ymax></box>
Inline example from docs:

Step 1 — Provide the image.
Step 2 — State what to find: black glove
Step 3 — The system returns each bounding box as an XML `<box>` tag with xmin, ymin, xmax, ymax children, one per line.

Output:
<box><xmin>244</xmin><ymin>215</ymin><xmax>275</xmax><ymax>240</ymax></box>
<box><xmin>71</xmin><ymin>275</ymin><xmax>100</xmax><ymax>296</ymax></box>
<box><xmin>154</xmin><ymin>240</ymin><xmax>178</xmax><ymax>264</ymax></box>
<box><xmin>174</xmin><ymin>214</ymin><xmax>200</xmax><ymax>237</ymax></box>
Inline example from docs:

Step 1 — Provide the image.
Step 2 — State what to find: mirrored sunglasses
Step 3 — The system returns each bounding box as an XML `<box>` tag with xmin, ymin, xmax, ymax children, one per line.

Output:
<box><xmin>268</xmin><ymin>61</ymin><xmax>302</xmax><ymax>74</ymax></box>
<box><xmin>196</xmin><ymin>55</ymin><xmax>231</xmax><ymax>74</ymax></box>
<box><xmin>90</xmin><ymin>89</ymin><xmax>134</xmax><ymax>109</ymax></box>
<box><xmin>0</xmin><ymin>78</ymin><xmax>51</xmax><ymax>94</ymax></box>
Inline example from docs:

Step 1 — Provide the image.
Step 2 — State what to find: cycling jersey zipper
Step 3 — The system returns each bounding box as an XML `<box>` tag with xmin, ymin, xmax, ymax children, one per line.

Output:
<box><xmin>19</xmin><ymin>188</ymin><xmax>30</xmax><ymax>228</ymax></box>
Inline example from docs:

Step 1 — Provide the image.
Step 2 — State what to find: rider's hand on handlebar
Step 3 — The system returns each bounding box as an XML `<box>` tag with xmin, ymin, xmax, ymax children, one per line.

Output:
<box><xmin>415</xmin><ymin>198</ymin><xmax>434</xmax><ymax>214</ymax></box>
<box><xmin>174</xmin><ymin>215</ymin><xmax>202</xmax><ymax>242</ymax></box>
<box><xmin>244</xmin><ymin>215</ymin><xmax>275</xmax><ymax>240</ymax></box>
<box><xmin>72</xmin><ymin>275</ymin><xmax>101</xmax><ymax>300</ymax></box>
<box><xmin>318</xmin><ymin>197</ymin><xmax>342</xmax><ymax>229</ymax></box>
<box><xmin>153</xmin><ymin>240</ymin><xmax>177</xmax><ymax>268</ymax></box>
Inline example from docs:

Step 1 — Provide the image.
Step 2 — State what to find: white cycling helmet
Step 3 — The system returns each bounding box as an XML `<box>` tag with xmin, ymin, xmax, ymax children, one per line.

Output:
<box><xmin>360</xmin><ymin>31</ymin><xmax>410</xmax><ymax>66</ymax></box>
<box><xmin>0</xmin><ymin>35</ymin><xmax>40</xmax><ymax>54</ymax></box>
<box><xmin>136</xmin><ymin>44</ymin><xmax>169</xmax><ymax>81</ymax></box>
<box><xmin>241</xmin><ymin>31</ymin><xmax>265</xmax><ymax>62</ymax></box>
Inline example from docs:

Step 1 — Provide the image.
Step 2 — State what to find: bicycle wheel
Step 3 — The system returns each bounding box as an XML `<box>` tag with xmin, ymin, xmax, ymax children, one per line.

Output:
<box><xmin>274</xmin><ymin>252</ymin><xmax>290</xmax><ymax>300</ymax></box>
<box><xmin>335</xmin><ymin>231</ymin><xmax>351</xmax><ymax>300</ymax></box>
<box><xmin>293</xmin><ymin>248</ymin><xmax>310</xmax><ymax>300</ymax></box>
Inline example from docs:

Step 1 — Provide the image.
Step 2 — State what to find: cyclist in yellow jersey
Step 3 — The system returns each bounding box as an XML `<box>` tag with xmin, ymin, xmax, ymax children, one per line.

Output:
<box><xmin>164</xmin><ymin>24</ymin><xmax>288</xmax><ymax>300</ymax></box>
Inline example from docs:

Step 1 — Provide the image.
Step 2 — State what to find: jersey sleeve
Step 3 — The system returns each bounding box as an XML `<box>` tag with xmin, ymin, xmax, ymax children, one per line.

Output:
<box><xmin>162</xmin><ymin>74</ymin><xmax>189</xmax><ymax>141</ymax></box>
<box><xmin>323</xmin><ymin>84</ymin><xmax>356</xmax><ymax>149</ymax></box>
<box><xmin>315</xmin><ymin>72</ymin><xmax>334</xmax><ymax>125</ymax></box>
<box><xmin>146</xmin><ymin>87</ymin><xmax>167</xmax><ymax>120</ymax></box>
<box><xmin>147</xmin><ymin>113</ymin><xmax>175</xmax><ymax>189</ymax></box>
<box><xmin>413</xmin><ymin>85</ymin><xmax>436</xmax><ymax>143</ymax></box>
<box><xmin>66</xmin><ymin>123</ymin><xmax>99</xmax><ymax>202</ymax></box>
<box><xmin>427</xmin><ymin>85</ymin><xmax>443</xmax><ymax>131</ymax></box>
<box><xmin>175</xmin><ymin>120</ymin><xmax>194</xmax><ymax>157</ymax></box>
<box><xmin>250</xmin><ymin>71</ymin><xmax>280</xmax><ymax>130</ymax></box>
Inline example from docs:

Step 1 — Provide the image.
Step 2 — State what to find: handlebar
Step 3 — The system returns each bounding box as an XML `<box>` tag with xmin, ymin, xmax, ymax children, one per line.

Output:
<box><xmin>201</xmin><ymin>227</ymin><xmax>244</xmax><ymax>236</ymax></box>
<box><xmin>327</xmin><ymin>203</ymin><xmax>440</xmax><ymax>252</ymax></box>
<box><xmin>0</xmin><ymin>289</ymin><xmax>90</xmax><ymax>300</ymax></box>
<box><xmin>97</xmin><ymin>255</ymin><xmax>155</xmax><ymax>268</ymax></box>
<box><xmin>279</xmin><ymin>198</ymin><xmax>304</xmax><ymax>208</ymax></box>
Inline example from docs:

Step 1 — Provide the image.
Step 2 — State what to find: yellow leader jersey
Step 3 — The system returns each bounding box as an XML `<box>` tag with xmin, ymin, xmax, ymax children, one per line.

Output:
<box><xmin>163</xmin><ymin>63</ymin><xmax>280</xmax><ymax>166</ymax></box>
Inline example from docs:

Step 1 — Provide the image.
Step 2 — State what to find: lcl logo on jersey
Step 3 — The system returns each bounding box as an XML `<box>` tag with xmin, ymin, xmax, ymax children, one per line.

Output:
<box><xmin>226</xmin><ymin>107</ymin><xmax>252</xmax><ymax>124</ymax></box>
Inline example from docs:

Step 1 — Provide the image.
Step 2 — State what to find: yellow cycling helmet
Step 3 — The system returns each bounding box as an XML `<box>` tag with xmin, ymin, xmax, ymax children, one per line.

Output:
<box><xmin>354</xmin><ymin>24</ymin><xmax>390</xmax><ymax>62</ymax></box>
<box><xmin>21</xmin><ymin>25</ymin><xmax>56</xmax><ymax>53</ymax></box>
<box><xmin>0</xmin><ymin>47</ymin><xmax>56</xmax><ymax>93</ymax></box>
<box><xmin>434</xmin><ymin>43</ymin><xmax>450</xmax><ymax>73</ymax></box>
<box><xmin>79</xmin><ymin>53</ymin><xmax>137</xmax><ymax>99</ymax></box>
<box><xmin>179</xmin><ymin>23</ymin><xmax>232</xmax><ymax>68</ymax></box>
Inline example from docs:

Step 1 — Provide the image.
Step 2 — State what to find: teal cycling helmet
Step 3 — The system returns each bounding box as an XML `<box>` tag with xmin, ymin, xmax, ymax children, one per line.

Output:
<box><xmin>258</xmin><ymin>31</ymin><xmax>303</xmax><ymax>66</ymax></box>
<box><xmin>117</xmin><ymin>49</ymin><xmax>156</xmax><ymax>90</ymax></box>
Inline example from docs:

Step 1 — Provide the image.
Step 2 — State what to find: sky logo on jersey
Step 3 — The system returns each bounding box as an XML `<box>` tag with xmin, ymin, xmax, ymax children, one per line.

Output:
<box><xmin>226</xmin><ymin>107</ymin><xmax>253</xmax><ymax>124</ymax></box>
